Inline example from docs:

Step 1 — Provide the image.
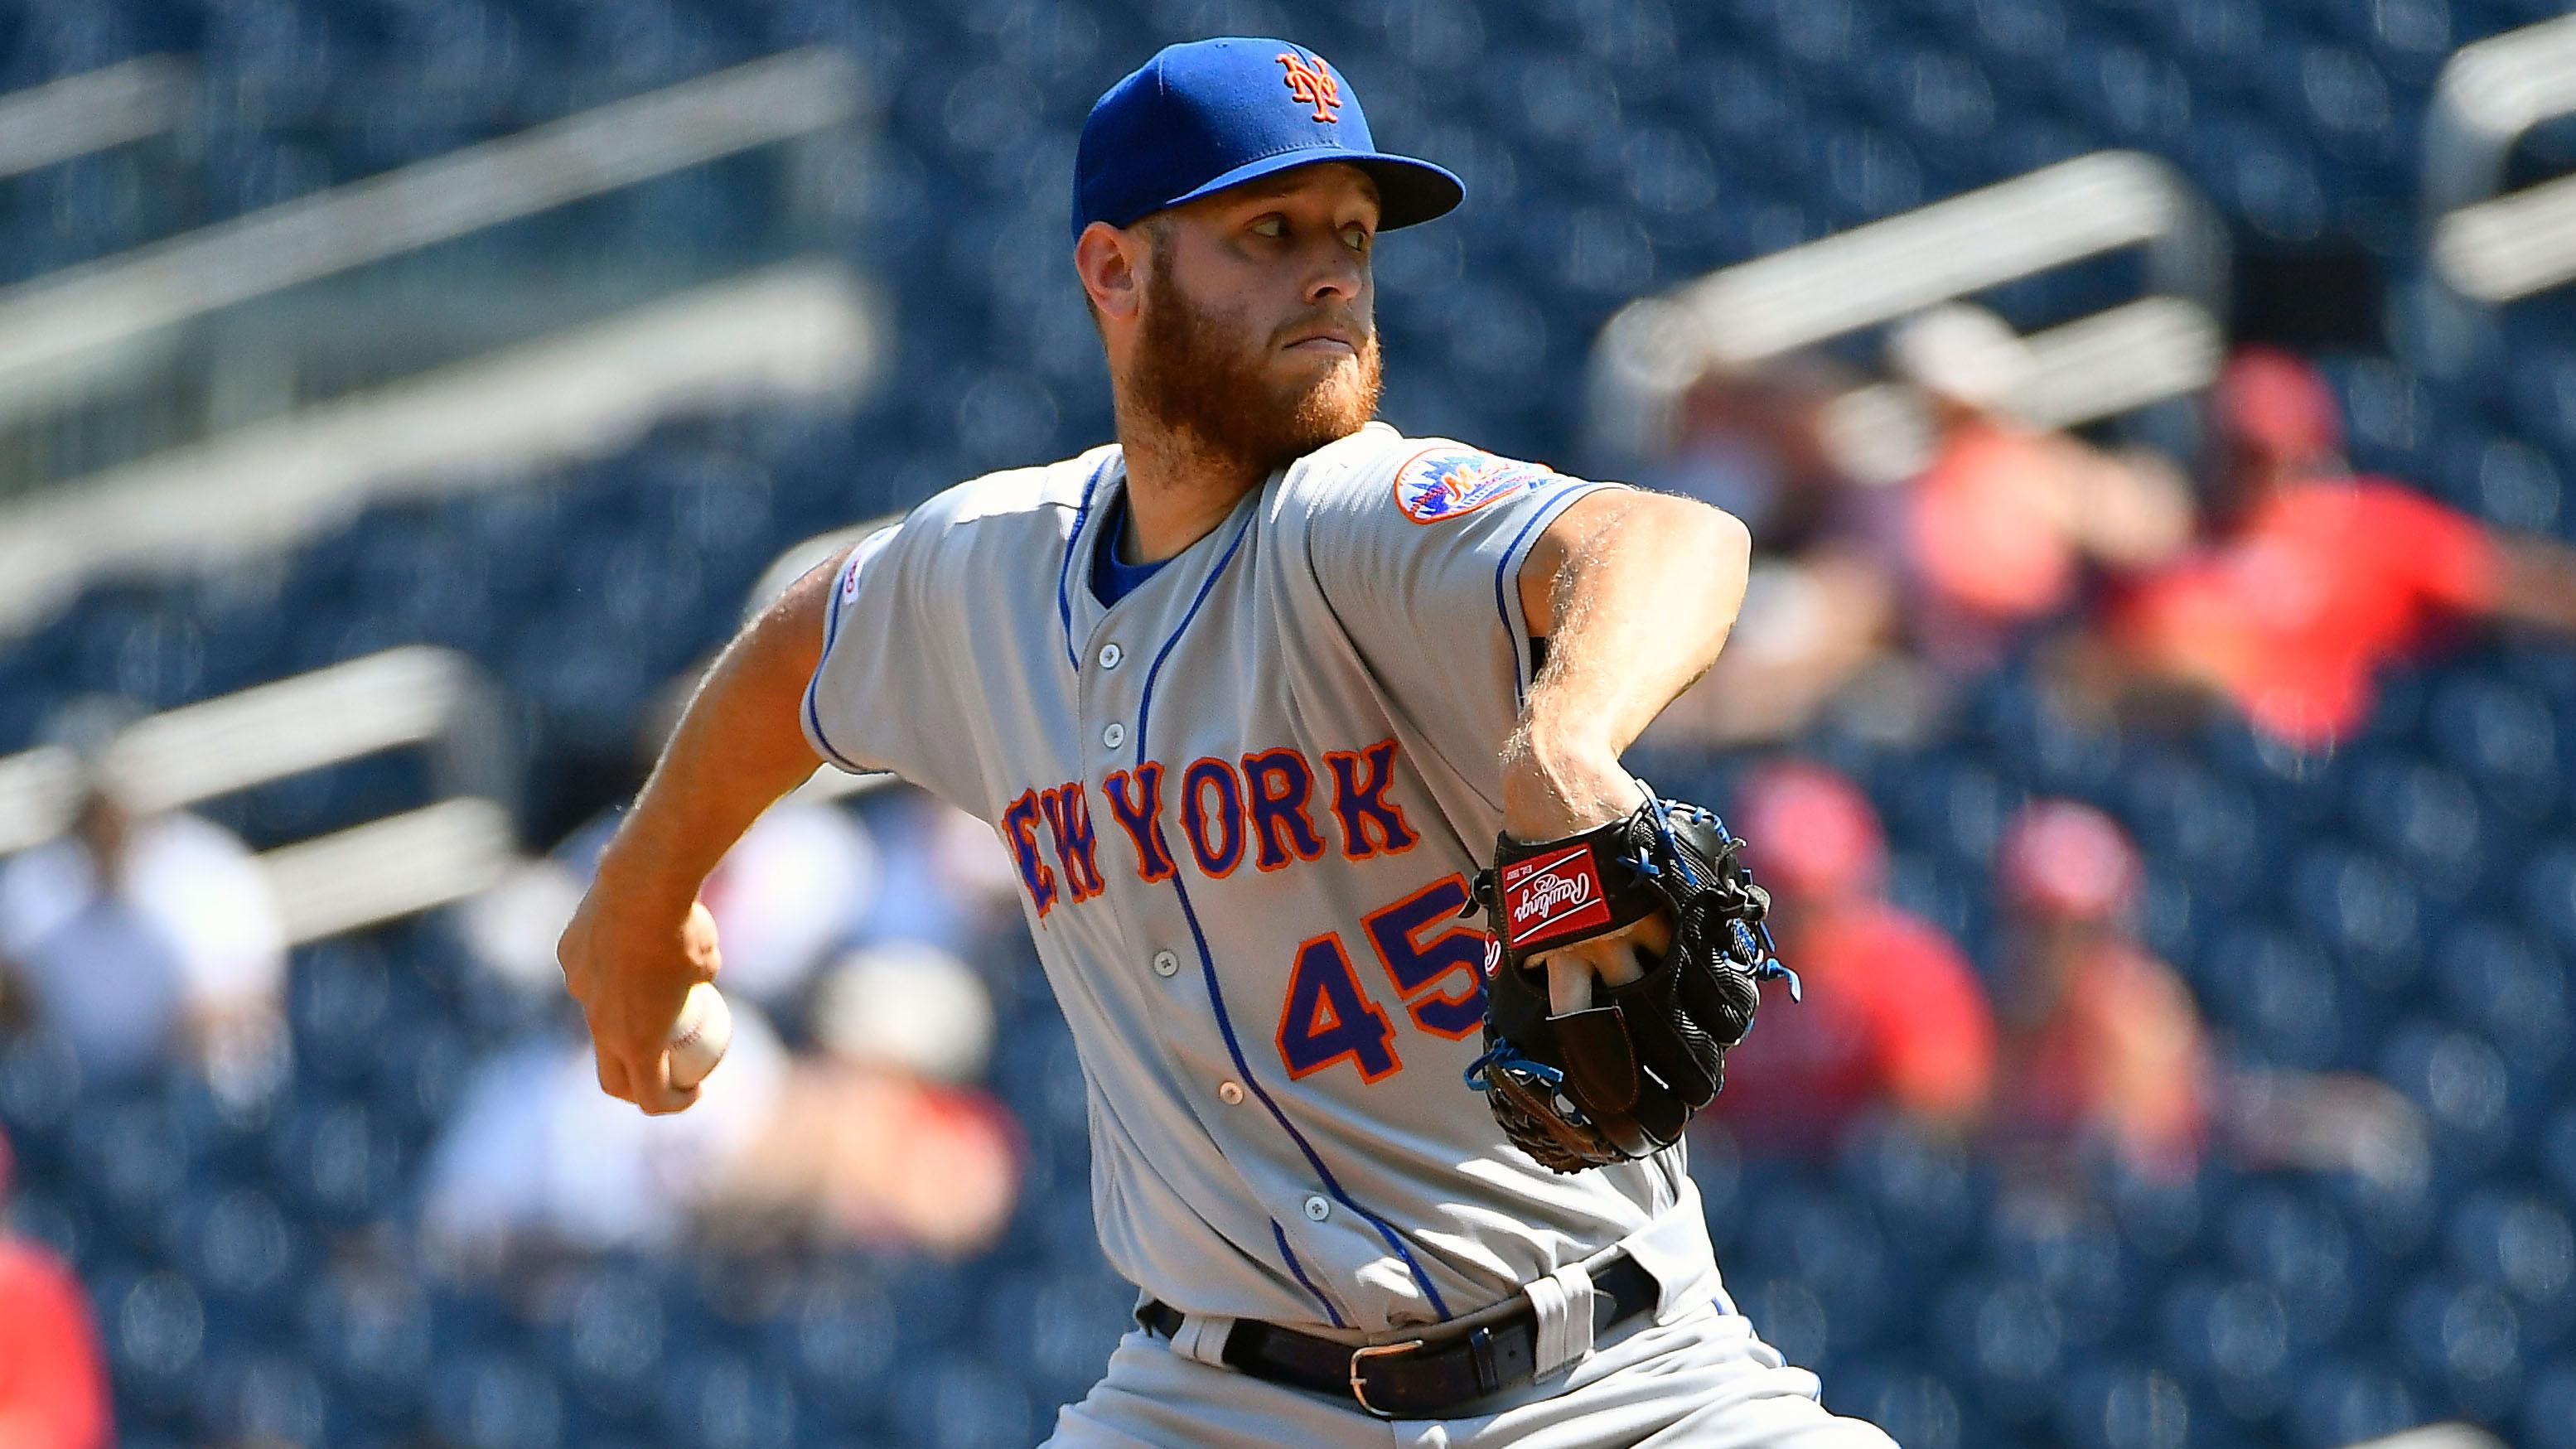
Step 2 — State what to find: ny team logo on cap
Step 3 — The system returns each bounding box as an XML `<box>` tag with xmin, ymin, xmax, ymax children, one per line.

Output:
<box><xmin>1277</xmin><ymin>51</ymin><xmax>1341</xmax><ymax>123</ymax></box>
<box><xmin>1071</xmin><ymin>37</ymin><xmax>1462</xmax><ymax>239</ymax></box>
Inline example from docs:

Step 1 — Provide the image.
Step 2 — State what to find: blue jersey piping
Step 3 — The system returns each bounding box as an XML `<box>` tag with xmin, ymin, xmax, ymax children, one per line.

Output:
<box><xmin>803</xmin><ymin>551</ymin><xmax>866</xmax><ymax>771</ymax></box>
<box><xmin>1056</xmin><ymin>457</ymin><xmax>1110</xmax><ymax>673</ymax></box>
<box><xmin>1133</xmin><ymin>505</ymin><xmax>1455</xmax><ymax>1323</ymax></box>
<box><xmin>1492</xmin><ymin>481</ymin><xmax>1612</xmax><ymax>705</ymax></box>
<box><xmin>1271</xmin><ymin>1220</ymin><xmax>1349</xmax><ymax>1329</ymax></box>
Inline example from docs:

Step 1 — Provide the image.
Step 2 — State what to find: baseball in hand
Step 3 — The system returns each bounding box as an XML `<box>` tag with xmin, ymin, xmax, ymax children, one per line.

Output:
<box><xmin>666</xmin><ymin>981</ymin><xmax>733</xmax><ymax>1090</ymax></box>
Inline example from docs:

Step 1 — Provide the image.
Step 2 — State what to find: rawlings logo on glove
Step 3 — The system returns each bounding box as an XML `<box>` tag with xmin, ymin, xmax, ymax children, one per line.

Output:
<box><xmin>1501</xmin><ymin>845</ymin><xmax>1609</xmax><ymax>946</ymax></box>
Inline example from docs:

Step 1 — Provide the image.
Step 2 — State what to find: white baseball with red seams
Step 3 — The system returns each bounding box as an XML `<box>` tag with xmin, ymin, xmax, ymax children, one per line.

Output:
<box><xmin>665</xmin><ymin>981</ymin><xmax>732</xmax><ymax>1090</ymax></box>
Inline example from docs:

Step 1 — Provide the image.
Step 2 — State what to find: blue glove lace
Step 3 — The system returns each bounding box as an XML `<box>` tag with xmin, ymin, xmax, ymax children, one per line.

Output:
<box><xmin>1463</xmin><ymin>1040</ymin><xmax>1565</xmax><ymax>1094</ymax></box>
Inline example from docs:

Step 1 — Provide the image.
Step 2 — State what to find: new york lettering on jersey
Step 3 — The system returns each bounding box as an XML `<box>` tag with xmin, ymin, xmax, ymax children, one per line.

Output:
<box><xmin>1004</xmin><ymin>736</ymin><xmax>1473</xmax><ymax>1085</ymax></box>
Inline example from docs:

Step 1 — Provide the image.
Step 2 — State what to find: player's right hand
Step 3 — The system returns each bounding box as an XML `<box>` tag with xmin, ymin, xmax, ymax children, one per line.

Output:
<box><xmin>1537</xmin><ymin>911</ymin><xmax>1669</xmax><ymax>1016</ymax></box>
<box><xmin>557</xmin><ymin>889</ymin><xmax>721</xmax><ymax>1116</ymax></box>
<box><xmin>1499</xmin><ymin>743</ymin><xmax>1666</xmax><ymax>1014</ymax></box>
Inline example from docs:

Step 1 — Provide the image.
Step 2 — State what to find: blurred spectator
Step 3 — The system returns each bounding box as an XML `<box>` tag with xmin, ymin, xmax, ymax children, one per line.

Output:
<box><xmin>1641</xmin><ymin>355</ymin><xmax>1905</xmax><ymax>746</ymax></box>
<box><xmin>1646</xmin><ymin>352</ymin><xmax>1873</xmax><ymax>553</ymax></box>
<box><xmin>696</xmin><ymin>799</ymin><xmax>881</xmax><ymax>1007</ymax></box>
<box><xmin>1988</xmin><ymin>799</ymin><xmax>2211</xmax><ymax>1182</ymax></box>
<box><xmin>705</xmin><ymin>943</ymin><xmax>1022</xmax><ymax>1258</ymax></box>
<box><xmin>1892</xmin><ymin>304</ymin><xmax>2193</xmax><ymax>668</ymax></box>
<box><xmin>0</xmin><ymin>709</ymin><xmax>288</xmax><ymax>1105</ymax></box>
<box><xmin>1705</xmin><ymin>761</ymin><xmax>1995</xmax><ymax>1154</ymax></box>
<box><xmin>433</xmin><ymin>669</ymin><xmax>1012</xmax><ymax>1273</ymax></box>
<box><xmin>465</xmin><ymin>793</ymin><xmax>884</xmax><ymax>1022</ymax></box>
<box><xmin>2093</xmin><ymin>345</ymin><xmax>2576</xmax><ymax>746</ymax></box>
<box><xmin>0</xmin><ymin>1130</ymin><xmax>112</xmax><ymax>1449</ymax></box>
<box><xmin>1989</xmin><ymin>798</ymin><xmax>2424</xmax><ymax>1191</ymax></box>
<box><xmin>850</xmin><ymin>785</ymin><xmax>1029</xmax><ymax>954</ymax></box>
<box><xmin>454</xmin><ymin>853</ymin><xmax>592</xmax><ymax>1003</ymax></box>
<box><xmin>422</xmin><ymin>943</ymin><xmax>1021</xmax><ymax>1272</ymax></box>
<box><xmin>1655</xmin><ymin>308</ymin><xmax>2196</xmax><ymax>746</ymax></box>
<box><xmin>541</xmin><ymin>674</ymin><xmax>883</xmax><ymax>1015</ymax></box>
<box><xmin>418</xmin><ymin>996</ymin><xmax>793</xmax><ymax>1276</ymax></box>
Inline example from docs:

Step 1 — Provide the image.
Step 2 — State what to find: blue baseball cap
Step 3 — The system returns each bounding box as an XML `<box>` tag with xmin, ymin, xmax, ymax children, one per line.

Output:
<box><xmin>1072</xmin><ymin>38</ymin><xmax>1465</xmax><ymax>242</ymax></box>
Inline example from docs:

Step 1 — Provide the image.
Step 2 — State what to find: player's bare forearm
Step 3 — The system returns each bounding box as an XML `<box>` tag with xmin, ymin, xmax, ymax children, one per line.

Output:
<box><xmin>1503</xmin><ymin>490</ymin><xmax>1752</xmax><ymax>841</ymax></box>
<box><xmin>595</xmin><ymin>563</ymin><xmax>834</xmax><ymax>904</ymax></box>
<box><xmin>559</xmin><ymin>558</ymin><xmax>832</xmax><ymax>1113</ymax></box>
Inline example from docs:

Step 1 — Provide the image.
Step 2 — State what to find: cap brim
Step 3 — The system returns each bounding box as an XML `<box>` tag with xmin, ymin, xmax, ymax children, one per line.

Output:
<box><xmin>1158</xmin><ymin>146</ymin><xmax>1465</xmax><ymax>231</ymax></box>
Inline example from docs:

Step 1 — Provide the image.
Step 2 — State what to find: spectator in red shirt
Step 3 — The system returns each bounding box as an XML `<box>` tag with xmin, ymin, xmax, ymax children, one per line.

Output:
<box><xmin>1986</xmin><ymin>799</ymin><xmax>2424</xmax><ymax>1192</ymax></box>
<box><xmin>1636</xmin><ymin>352</ymin><xmax>1908</xmax><ymax>748</ymax></box>
<box><xmin>2097</xmin><ymin>346</ymin><xmax>2576</xmax><ymax>746</ymax></box>
<box><xmin>1704</xmin><ymin>761</ymin><xmax>1995</xmax><ymax>1155</ymax></box>
<box><xmin>0</xmin><ymin>1130</ymin><xmax>113</xmax><ymax>1449</ymax></box>
<box><xmin>1892</xmin><ymin>305</ymin><xmax>2194</xmax><ymax>669</ymax></box>
<box><xmin>1986</xmin><ymin>800</ymin><xmax>2210</xmax><ymax>1183</ymax></box>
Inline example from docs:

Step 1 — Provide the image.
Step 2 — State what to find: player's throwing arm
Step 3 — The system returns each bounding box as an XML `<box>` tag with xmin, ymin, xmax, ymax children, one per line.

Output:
<box><xmin>555</xmin><ymin>563</ymin><xmax>835</xmax><ymax>1115</ymax></box>
<box><xmin>1473</xmin><ymin>489</ymin><xmax>1800</xmax><ymax>1169</ymax></box>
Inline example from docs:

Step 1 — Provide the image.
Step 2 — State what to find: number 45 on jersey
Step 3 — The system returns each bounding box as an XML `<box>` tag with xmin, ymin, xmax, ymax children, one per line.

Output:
<box><xmin>1275</xmin><ymin>873</ymin><xmax>1489</xmax><ymax>1084</ymax></box>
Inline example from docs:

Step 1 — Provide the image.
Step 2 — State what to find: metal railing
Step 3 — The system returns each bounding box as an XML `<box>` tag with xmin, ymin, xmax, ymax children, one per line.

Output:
<box><xmin>0</xmin><ymin>48</ymin><xmax>858</xmax><ymax>425</ymax></box>
<box><xmin>1586</xmin><ymin>151</ymin><xmax>2229</xmax><ymax>484</ymax></box>
<box><xmin>0</xmin><ymin>56</ymin><xmax>191</xmax><ymax>181</ymax></box>
<box><xmin>0</xmin><ymin>259</ymin><xmax>876</xmax><ymax>636</ymax></box>
<box><xmin>0</xmin><ymin>647</ymin><xmax>516</xmax><ymax>944</ymax></box>
<box><xmin>2426</xmin><ymin>15</ymin><xmax>2576</xmax><ymax>304</ymax></box>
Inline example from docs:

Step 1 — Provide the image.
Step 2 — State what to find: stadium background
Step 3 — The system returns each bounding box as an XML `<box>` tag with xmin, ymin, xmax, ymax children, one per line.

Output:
<box><xmin>2</xmin><ymin>1</ymin><xmax>2576</xmax><ymax>1447</ymax></box>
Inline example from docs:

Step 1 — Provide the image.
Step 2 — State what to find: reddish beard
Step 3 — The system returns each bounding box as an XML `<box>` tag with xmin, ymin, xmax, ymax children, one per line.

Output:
<box><xmin>1124</xmin><ymin>264</ymin><xmax>1383</xmax><ymax>479</ymax></box>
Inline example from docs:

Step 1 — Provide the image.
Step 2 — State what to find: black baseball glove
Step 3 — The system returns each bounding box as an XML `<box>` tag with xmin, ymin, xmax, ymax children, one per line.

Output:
<box><xmin>1464</xmin><ymin>792</ymin><xmax>1797</xmax><ymax>1173</ymax></box>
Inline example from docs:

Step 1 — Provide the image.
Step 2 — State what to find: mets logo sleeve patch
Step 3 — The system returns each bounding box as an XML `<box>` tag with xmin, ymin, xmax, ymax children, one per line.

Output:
<box><xmin>1294</xmin><ymin>427</ymin><xmax>1630</xmax><ymax>789</ymax></box>
<box><xmin>1391</xmin><ymin>447</ymin><xmax>1559</xmax><ymax>524</ymax></box>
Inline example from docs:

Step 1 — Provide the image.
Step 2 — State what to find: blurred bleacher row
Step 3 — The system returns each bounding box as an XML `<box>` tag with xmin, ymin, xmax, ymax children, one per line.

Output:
<box><xmin>7</xmin><ymin>2</ymin><xmax>2576</xmax><ymax>1448</ymax></box>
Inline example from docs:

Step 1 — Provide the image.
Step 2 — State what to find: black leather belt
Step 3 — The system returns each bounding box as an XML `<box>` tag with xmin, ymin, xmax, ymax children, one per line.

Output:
<box><xmin>1138</xmin><ymin>1253</ymin><xmax>1659</xmax><ymax>1418</ymax></box>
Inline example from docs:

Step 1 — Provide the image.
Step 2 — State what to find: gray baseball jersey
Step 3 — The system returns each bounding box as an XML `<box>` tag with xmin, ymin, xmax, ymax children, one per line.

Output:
<box><xmin>803</xmin><ymin>420</ymin><xmax>1718</xmax><ymax>1335</ymax></box>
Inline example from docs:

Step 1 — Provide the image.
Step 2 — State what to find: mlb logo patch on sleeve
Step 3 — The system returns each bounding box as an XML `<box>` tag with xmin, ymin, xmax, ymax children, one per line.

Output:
<box><xmin>1393</xmin><ymin>448</ymin><xmax>1555</xmax><ymax>524</ymax></box>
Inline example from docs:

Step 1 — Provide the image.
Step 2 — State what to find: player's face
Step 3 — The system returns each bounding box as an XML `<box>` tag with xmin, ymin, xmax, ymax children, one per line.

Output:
<box><xmin>1125</xmin><ymin>163</ymin><xmax>1384</xmax><ymax>473</ymax></box>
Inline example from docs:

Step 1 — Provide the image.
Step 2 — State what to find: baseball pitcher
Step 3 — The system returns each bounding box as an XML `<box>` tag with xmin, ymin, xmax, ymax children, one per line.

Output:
<box><xmin>558</xmin><ymin>36</ymin><xmax>1897</xmax><ymax>1449</ymax></box>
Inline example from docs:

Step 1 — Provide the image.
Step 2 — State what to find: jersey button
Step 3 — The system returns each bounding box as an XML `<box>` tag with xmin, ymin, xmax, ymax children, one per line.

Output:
<box><xmin>1302</xmin><ymin>1195</ymin><xmax>1331</xmax><ymax>1223</ymax></box>
<box><xmin>1098</xmin><ymin>642</ymin><xmax>1124</xmax><ymax>669</ymax></box>
<box><xmin>1218</xmin><ymin>1081</ymin><xmax>1245</xmax><ymax>1105</ymax></box>
<box><xmin>1102</xmin><ymin>722</ymin><xmax>1127</xmax><ymax>750</ymax></box>
<box><xmin>1151</xmin><ymin>950</ymin><xmax>1180</xmax><ymax>978</ymax></box>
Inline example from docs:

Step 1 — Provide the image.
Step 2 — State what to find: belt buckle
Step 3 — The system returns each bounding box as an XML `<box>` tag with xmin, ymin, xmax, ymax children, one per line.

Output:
<box><xmin>1348</xmin><ymin>1338</ymin><xmax>1424</xmax><ymax>1418</ymax></box>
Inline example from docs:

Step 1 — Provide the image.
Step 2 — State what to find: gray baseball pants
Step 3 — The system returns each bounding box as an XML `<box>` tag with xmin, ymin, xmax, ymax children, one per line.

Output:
<box><xmin>1045</xmin><ymin>1296</ymin><xmax>1902</xmax><ymax>1448</ymax></box>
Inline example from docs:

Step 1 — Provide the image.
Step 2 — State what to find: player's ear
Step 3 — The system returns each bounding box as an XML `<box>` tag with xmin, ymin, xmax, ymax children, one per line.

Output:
<box><xmin>1075</xmin><ymin>220</ymin><xmax>1147</xmax><ymax>326</ymax></box>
